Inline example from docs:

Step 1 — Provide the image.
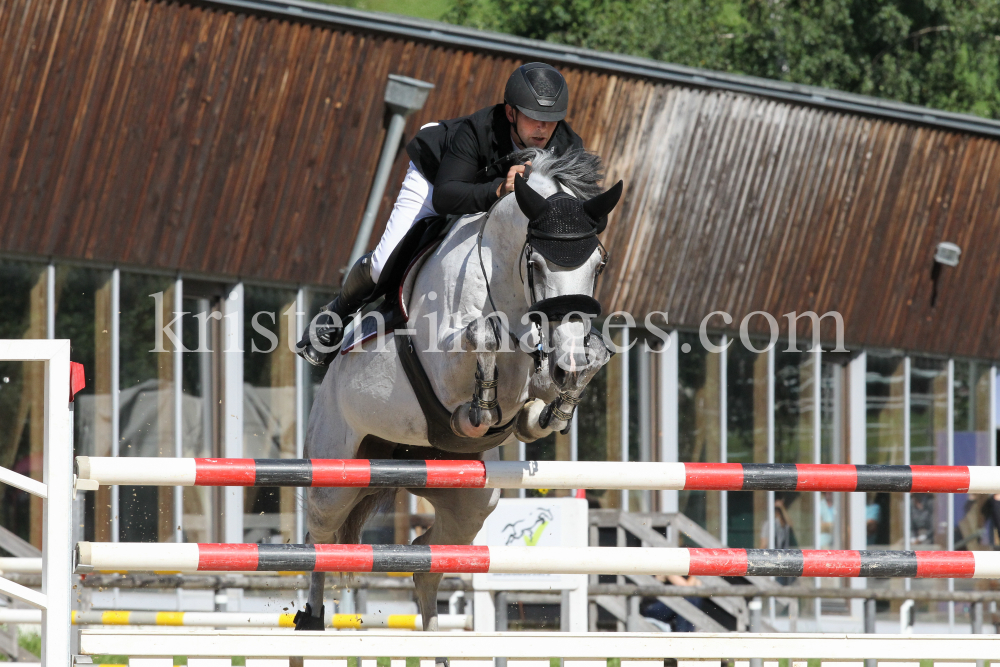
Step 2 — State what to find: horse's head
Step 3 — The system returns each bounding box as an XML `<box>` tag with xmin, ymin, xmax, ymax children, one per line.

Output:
<box><xmin>513</xmin><ymin>168</ymin><xmax>623</xmax><ymax>392</ymax></box>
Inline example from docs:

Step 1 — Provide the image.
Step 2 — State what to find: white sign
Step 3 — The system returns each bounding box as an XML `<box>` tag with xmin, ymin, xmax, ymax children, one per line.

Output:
<box><xmin>472</xmin><ymin>497</ymin><xmax>588</xmax><ymax>591</ymax></box>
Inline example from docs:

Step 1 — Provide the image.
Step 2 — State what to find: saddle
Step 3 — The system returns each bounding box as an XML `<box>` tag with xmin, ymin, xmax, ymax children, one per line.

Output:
<box><xmin>340</xmin><ymin>214</ymin><xmax>517</xmax><ymax>453</ymax></box>
<box><xmin>341</xmin><ymin>213</ymin><xmax>453</xmax><ymax>348</ymax></box>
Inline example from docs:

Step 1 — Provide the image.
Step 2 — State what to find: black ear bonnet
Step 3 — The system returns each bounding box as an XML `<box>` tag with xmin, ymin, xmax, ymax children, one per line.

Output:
<box><xmin>514</xmin><ymin>175</ymin><xmax>623</xmax><ymax>267</ymax></box>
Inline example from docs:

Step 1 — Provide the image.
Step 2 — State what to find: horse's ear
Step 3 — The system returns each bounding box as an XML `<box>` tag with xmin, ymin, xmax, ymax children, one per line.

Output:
<box><xmin>514</xmin><ymin>174</ymin><xmax>549</xmax><ymax>221</ymax></box>
<box><xmin>583</xmin><ymin>180</ymin><xmax>623</xmax><ymax>232</ymax></box>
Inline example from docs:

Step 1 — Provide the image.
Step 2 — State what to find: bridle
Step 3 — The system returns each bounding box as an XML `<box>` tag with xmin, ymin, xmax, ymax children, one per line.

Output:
<box><xmin>475</xmin><ymin>174</ymin><xmax>609</xmax><ymax>369</ymax></box>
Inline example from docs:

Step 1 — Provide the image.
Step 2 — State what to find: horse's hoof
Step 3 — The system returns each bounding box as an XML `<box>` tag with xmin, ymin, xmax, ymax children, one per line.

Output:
<box><xmin>435</xmin><ymin>659</ymin><xmax>450</xmax><ymax>667</ymax></box>
<box><xmin>514</xmin><ymin>398</ymin><xmax>550</xmax><ymax>442</ymax></box>
<box><xmin>450</xmin><ymin>403</ymin><xmax>489</xmax><ymax>438</ymax></box>
<box><xmin>293</xmin><ymin>603</ymin><xmax>325</xmax><ymax>631</ymax></box>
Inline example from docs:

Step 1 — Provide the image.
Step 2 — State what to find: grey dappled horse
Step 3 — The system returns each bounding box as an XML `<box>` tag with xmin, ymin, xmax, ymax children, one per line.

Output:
<box><xmin>300</xmin><ymin>148</ymin><xmax>623</xmax><ymax>637</ymax></box>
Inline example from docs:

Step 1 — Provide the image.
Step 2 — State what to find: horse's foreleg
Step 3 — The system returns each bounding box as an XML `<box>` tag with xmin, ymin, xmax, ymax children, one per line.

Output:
<box><xmin>450</xmin><ymin>318</ymin><xmax>501</xmax><ymax>438</ymax></box>
<box><xmin>411</xmin><ymin>485</ymin><xmax>501</xmax><ymax>636</ymax></box>
<box><xmin>293</xmin><ymin>533</ymin><xmax>328</xmax><ymax>630</ymax></box>
<box><xmin>516</xmin><ymin>329</ymin><xmax>611</xmax><ymax>441</ymax></box>
<box><xmin>294</xmin><ymin>485</ymin><xmax>367</xmax><ymax>631</ymax></box>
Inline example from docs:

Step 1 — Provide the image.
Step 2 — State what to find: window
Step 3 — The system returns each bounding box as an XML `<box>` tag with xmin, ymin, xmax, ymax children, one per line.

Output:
<box><xmin>865</xmin><ymin>353</ymin><xmax>906</xmax><ymax>549</ymax></box>
<box><xmin>774</xmin><ymin>348</ymin><xmax>817</xmax><ymax>550</ymax></box>
<box><xmin>0</xmin><ymin>260</ymin><xmax>48</xmax><ymax>549</ymax></box>
<box><xmin>55</xmin><ymin>265</ymin><xmax>113</xmax><ymax>542</ymax></box>
<box><xmin>243</xmin><ymin>284</ymin><xmax>299</xmax><ymax>544</ymax></box>
<box><xmin>726</xmin><ymin>341</ymin><xmax>769</xmax><ymax>549</ymax></box>
<box><xmin>677</xmin><ymin>331</ymin><xmax>722</xmax><ymax>539</ymax></box>
<box><xmin>118</xmin><ymin>272</ymin><xmax>175</xmax><ymax>543</ymax></box>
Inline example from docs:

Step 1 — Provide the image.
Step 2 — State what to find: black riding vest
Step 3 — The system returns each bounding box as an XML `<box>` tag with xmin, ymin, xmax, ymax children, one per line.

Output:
<box><xmin>405</xmin><ymin>104</ymin><xmax>584</xmax><ymax>216</ymax></box>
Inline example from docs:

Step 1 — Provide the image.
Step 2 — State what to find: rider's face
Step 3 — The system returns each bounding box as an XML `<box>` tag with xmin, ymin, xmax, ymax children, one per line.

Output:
<box><xmin>506</xmin><ymin>104</ymin><xmax>557</xmax><ymax>149</ymax></box>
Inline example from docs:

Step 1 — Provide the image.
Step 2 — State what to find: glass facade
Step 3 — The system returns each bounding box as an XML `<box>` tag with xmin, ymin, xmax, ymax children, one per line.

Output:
<box><xmin>954</xmin><ymin>360</ymin><xmax>993</xmax><ymax>549</ymax></box>
<box><xmin>820</xmin><ymin>361</ymin><xmax>846</xmax><ymax>550</ymax></box>
<box><xmin>179</xmin><ymin>287</ymin><xmax>225</xmax><ymax>544</ymax></box>
<box><xmin>1</xmin><ymin>256</ymin><xmax>998</xmax><ymax>632</ymax></box>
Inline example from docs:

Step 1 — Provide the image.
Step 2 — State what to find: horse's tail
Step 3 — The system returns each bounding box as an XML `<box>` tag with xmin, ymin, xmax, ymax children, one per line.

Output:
<box><xmin>338</xmin><ymin>488</ymin><xmax>397</xmax><ymax>545</ymax></box>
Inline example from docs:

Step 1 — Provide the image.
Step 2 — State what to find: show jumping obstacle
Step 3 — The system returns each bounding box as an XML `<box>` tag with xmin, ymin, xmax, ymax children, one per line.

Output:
<box><xmin>75</xmin><ymin>542</ymin><xmax>1000</xmax><ymax>579</ymax></box>
<box><xmin>2</xmin><ymin>337</ymin><xmax>995</xmax><ymax>667</ymax></box>
<box><xmin>75</xmin><ymin>456</ymin><xmax>1000</xmax><ymax>493</ymax></box>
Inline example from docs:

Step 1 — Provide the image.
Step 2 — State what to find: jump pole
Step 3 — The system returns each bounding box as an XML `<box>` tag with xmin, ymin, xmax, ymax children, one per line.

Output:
<box><xmin>77</xmin><ymin>629</ymin><xmax>1000</xmax><ymax>662</ymax></box>
<box><xmin>76</xmin><ymin>542</ymin><xmax>1000</xmax><ymax>579</ymax></box>
<box><xmin>0</xmin><ymin>609</ymin><xmax>470</xmax><ymax>630</ymax></box>
<box><xmin>76</xmin><ymin>457</ymin><xmax>1000</xmax><ymax>493</ymax></box>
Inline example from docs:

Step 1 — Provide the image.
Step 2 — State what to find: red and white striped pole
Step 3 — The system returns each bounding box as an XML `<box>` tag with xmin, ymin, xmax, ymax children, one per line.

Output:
<box><xmin>75</xmin><ymin>542</ymin><xmax>1000</xmax><ymax>579</ymax></box>
<box><xmin>76</xmin><ymin>457</ymin><xmax>1000</xmax><ymax>493</ymax></box>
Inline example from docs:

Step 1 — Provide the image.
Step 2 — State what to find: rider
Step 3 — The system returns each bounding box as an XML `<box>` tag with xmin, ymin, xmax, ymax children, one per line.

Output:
<box><xmin>295</xmin><ymin>62</ymin><xmax>586</xmax><ymax>366</ymax></box>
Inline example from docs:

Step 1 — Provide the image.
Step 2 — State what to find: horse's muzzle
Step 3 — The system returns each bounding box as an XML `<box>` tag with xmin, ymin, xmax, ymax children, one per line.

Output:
<box><xmin>548</xmin><ymin>319</ymin><xmax>590</xmax><ymax>388</ymax></box>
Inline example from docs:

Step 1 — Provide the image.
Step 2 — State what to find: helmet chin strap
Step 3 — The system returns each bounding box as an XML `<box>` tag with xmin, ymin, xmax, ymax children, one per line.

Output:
<box><xmin>509</xmin><ymin>107</ymin><xmax>530</xmax><ymax>150</ymax></box>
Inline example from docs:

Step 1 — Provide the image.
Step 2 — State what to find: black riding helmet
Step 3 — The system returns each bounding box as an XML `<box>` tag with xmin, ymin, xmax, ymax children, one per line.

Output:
<box><xmin>504</xmin><ymin>63</ymin><xmax>569</xmax><ymax>122</ymax></box>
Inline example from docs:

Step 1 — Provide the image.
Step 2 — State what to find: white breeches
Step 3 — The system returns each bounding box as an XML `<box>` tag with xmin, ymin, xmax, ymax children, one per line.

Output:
<box><xmin>370</xmin><ymin>161</ymin><xmax>437</xmax><ymax>282</ymax></box>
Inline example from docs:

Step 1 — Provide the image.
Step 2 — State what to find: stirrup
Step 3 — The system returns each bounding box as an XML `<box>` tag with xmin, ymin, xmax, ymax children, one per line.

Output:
<box><xmin>295</xmin><ymin>328</ymin><xmax>343</xmax><ymax>367</ymax></box>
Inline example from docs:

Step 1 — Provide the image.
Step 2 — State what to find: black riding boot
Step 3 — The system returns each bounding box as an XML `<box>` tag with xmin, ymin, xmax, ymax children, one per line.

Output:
<box><xmin>295</xmin><ymin>253</ymin><xmax>377</xmax><ymax>367</ymax></box>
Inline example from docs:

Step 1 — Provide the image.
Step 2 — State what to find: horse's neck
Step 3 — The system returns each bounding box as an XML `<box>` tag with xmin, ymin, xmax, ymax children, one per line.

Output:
<box><xmin>478</xmin><ymin>199</ymin><xmax>527</xmax><ymax>320</ymax></box>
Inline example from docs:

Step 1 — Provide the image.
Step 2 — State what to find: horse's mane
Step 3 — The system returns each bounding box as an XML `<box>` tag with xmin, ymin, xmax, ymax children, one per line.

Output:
<box><xmin>513</xmin><ymin>147</ymin><xmax>605</xmax><ymax>199</ymax></box>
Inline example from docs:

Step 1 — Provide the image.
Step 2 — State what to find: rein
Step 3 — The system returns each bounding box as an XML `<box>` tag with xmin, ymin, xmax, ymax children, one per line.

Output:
<box><xmin>475</xmin><ymin>198</ymin><xmax>529</xmax><ymax>355</ymax></box>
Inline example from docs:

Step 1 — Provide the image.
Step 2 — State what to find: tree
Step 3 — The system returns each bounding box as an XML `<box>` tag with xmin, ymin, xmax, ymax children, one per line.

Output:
<box><xmin>443</xmin><ymin>0</ymin><xmax>1000</xmax><ymax>119</ymax></box>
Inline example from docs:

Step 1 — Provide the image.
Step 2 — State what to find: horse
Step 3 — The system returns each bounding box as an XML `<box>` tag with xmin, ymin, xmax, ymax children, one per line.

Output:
<box><xmin>297</xmin><ymin>148</ymin><xmax>623</xmax><ymax>642</ymax></box>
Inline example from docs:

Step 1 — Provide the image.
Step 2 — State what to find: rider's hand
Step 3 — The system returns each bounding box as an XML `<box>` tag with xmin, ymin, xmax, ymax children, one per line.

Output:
<box><xmin>497</xmin><ymin>161</ymin><xmax>531</xmax><ymax>198</ymax></box>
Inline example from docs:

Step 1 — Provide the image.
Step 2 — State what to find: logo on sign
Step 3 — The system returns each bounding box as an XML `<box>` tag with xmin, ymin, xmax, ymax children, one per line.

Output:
<box><xmin>501</xmin><ymin>507</ymin><xmax>554</xmax><ymax>546</ymax></box>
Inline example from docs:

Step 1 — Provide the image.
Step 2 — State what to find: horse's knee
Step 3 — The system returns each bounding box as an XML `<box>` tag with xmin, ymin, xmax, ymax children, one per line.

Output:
<box><xmin>437</xmin><ymin>488</ymin><xmax>499</xmax><ymax>543</ymax></box>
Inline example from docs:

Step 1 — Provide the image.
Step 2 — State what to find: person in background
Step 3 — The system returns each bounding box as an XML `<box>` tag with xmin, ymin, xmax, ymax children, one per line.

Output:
<box><xmin>982</xmin><ymin>493</ymin><xmax>1000</xmax><ymax>548</ymax></box>
<box><xmin>910</xmin><ymin>493</ymin><xmax>934</xmax><ymax>545</ymax></box>
<box><xmin>866</xmin><ymin>492</ymin><xmax>882</xmax><ymax>545</ymax></box>
<box><xmin>640</xmin><ymin>574</ymin><xmax>704</xmax><ymax>632</ymax></box>
<box><xmin>760</xmin><ymin>492</ymin><xmax>798</xmax><ymax>549</ymax></box>
<box><xmin>760</xmin><ymin>492</ymin><xmax>798</xmax><ymax>585</ymax></box>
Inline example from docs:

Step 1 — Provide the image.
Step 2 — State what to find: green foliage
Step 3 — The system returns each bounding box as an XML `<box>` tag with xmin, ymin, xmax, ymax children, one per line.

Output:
<box><xmin>443</xmin><ymin>0</ymin><xmax>1000</xmax><ymax>119</ymax></box>
<box><xmin>315</xmin><ymin>0</ymin><xmax>453</xmax><ymax>21</ymax></box>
